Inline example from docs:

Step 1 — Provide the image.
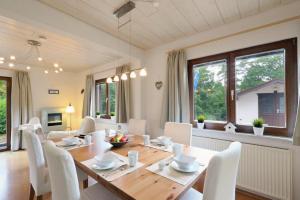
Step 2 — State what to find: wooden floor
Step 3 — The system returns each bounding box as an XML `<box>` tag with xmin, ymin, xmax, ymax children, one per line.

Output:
<box><xmin>0</xmin><ymin>151</ymin><xmax>267</xmax><ymax>200</ymax></box>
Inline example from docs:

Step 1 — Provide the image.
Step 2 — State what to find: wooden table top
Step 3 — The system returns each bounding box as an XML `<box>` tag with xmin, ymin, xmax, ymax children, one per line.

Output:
<box><xmin>68</xmin><ymin>133</ymin><xmax>216</xmax><ymax>200</ymax></box>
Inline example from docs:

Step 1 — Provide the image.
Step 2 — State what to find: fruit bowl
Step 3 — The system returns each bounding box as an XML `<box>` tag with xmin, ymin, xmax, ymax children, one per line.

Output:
<box><xmin>109</xmin><ymin>134</ymin><xmax>128</xmax><ymax>148</ymax></box>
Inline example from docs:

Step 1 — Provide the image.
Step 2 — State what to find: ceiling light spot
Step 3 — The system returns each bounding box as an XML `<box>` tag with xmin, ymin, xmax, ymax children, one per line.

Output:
<box><xmin>54</xmin><ymin>63</ymin><xmax>59</xmax><ymax>68</ymax></box>
<box><xmin>59</xmin><ymin>68</ymin><xmax>63</xmax><ymax>72</ymax></box>
<box><xmin>0</xmin><ymin>60</ymin><xmax>4</xmax><ymax>64</ymax></box>
<box><xmin>10</xmin><ymin>55</ymin><xmax>16</xmax><ymax>60</ymax></box>
<box><xmin>44</xmin><ymin>70</ymin><xmax>48</xmax><ymax>74</ymax></box>
<box><xmin>8</xmin><ymin>63</ymin><xmax>14</xmax><ymax>68</ymax></box>
<box><xmin>38</xmin><ymin>57</ymin><xmax>43</xmax><ymax>61</ymax></box>
<box><xmin>26</xmin><ymin>66</ymin><xmax>31</xmax><ymax>70</ymax></box>
<box><xmin>0</xmin><ymin>57</ymin><xmax>4</xmax><ymax>61</ymax></box>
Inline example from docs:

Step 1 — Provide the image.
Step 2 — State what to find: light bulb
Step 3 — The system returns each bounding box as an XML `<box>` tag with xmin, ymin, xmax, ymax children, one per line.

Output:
<box><xmin>38</xmin><ymin>57</ymin><xmax>43</xmax><ymax>61</ymax></box>
<box><xmin>0</xmin><ymin>57</ymin><xmax>4</xmax><ymax>60</ymax></box>
<box><xmin>8</xmin><ymin>63</ymin><xmax>14</xmax><ymax>68</ymax></box>
<box><xmin>140</xmin><ymin>68</ymin><xmax>147</xmax><ymax>77</ymax></box>
<box><xmin>10</xmin><ymin>55</ymin><xmax>15</xmax><ymax>60</ymax></box>
<box><xmin>121</xmin><ymin>73</ymin><xmax>128</xmax><ymax>80</ymax></box>
<box><xmin>59</xmin><ymin>68</ymin><xmax>63</xmax><ymax>72</ymax></box>
<box><xmin>26</xmin><ymin>66</ymin><xmax>31</xmax><ymax>70</ymax></box>
<box><xmin>44</xmin><ymin>70</ymin><xmax>48</xmax><ymax>74</ymax></box>
<box><xmin>130</xmin><ymin>71</ymin><xmax>137</xmax><ymax>78</ymax></box>
<box><xmin>113</xmin><ymin>75</ymin><xmax>119</xmax><ymax>82</ymax></box>
<box><xmin>106</xmin><ymin>77</ymin><xmax>113</xmax><ymax>83</ymax></box>
<box><xmin>55</xmin><ymin>70</ymin><xmax>59</xmax><ymax>73</ymax></box>
<box><xmin>53</xmin><ymin>63</ymin><xmax>59</xmax><ymax>68</ymax></box>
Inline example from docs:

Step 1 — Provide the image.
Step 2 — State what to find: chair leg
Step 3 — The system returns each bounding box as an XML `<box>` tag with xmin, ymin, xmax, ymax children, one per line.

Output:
<box><xmin>29</xmin><ymin>184</ymin><xmax>35</xmax><ymax>200</ymax></box>
<box><xmin>36</xmin><ymin>196</ymin><xmax>43</xmax><ymax>200</ymax></box>
<box><xmin>83</xmin><ymin>179</ymin><xmax>88</xmax><ymax>189</ymax></box>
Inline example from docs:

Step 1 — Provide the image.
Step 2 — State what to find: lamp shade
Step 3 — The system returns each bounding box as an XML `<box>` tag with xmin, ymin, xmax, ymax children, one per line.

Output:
<box><xmin>66</xmin><ymin>103</ymin><xmax>75</xmax><ymax>113</ymax></box>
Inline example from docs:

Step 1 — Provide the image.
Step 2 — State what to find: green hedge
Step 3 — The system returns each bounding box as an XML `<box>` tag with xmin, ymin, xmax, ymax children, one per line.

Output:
<box><xmin>0</xmin><ymin>98</ymin><xmax>6</xmax><ymax>134</ymax></box>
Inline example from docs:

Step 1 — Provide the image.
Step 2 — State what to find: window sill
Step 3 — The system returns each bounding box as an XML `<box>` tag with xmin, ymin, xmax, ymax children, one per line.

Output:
<box><xmin>192</xmin><ymin>128</ymin><xmax>293</xmax><ymax>149</ymax></box>
<box><xmin>95</xmin><ymin>118</ymin><xmax>117</xmax><ymax>124</ymax></box>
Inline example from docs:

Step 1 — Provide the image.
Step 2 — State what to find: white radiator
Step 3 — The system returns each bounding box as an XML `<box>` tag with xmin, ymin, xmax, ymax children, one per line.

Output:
<box><xmin>192</xmin><ymin>136</ymin><xmax>292</xmax><ymax>200</ymax></box>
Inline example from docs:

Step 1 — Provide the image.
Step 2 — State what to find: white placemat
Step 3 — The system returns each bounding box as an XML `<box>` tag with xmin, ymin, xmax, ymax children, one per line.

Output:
<box><xmin>145</xmin><ymin>140</ymin><xmax>173</xmax><ymax>152</ymax></box>
<box><xmin>81</xmin><ymin>151</ymin><xmax>144</xmax><ymax>182</ymax></box>
<box><xmin>146</xmin><ymin>156</ymin><xmax>206</xmax><ymax>185</ymax></box>
<box><xmin>55</xmin><ymin>139</ymin><xmax>91</xmax><ymax>150</ymax></box>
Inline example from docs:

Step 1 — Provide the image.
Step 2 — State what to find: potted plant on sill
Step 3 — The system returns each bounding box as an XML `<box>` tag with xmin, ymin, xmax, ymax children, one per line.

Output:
<box><xmin>96</xmin><ymin>112</ymin><xmax>101</xmax><ymax>118</ymax></box>
<box><xmin>197</xmin><ymin>115</ymin><xmax>205</xmax><ymax>129</ymax></box>
<box><xmin>253</xmin><ymin>118</ymin><xmax>264</xmax><ymax>136</ymax></box>
<box><xmin>110</xmin><ymin>112</ymin><xmax>116</xmax><ymax>121</ymax></box>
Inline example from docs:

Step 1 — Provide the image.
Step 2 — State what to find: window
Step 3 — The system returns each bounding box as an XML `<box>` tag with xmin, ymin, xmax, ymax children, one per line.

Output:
<box><xmin>95</xmin><ymin>79</ymin><xmax>116</xmax><ymax>117</ymax></box>
<box><xmin>188</xmin><ymin>38</ymin><xmax>298</xmax><ymax>137</ymax></box>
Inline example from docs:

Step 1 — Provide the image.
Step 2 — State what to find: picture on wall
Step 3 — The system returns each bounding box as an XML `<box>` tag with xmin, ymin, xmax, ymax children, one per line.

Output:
<box><xmin>48</xmin><ymin>89</ymin><xmax>59</xmax><ymax>94</ymax></box>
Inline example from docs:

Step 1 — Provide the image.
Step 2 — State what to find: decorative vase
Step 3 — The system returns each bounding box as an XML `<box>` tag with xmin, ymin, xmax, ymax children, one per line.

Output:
<box><xmin>197</xmin><ymin>122</ymin><xmax>205</xmax><ymax>129</ymax></box>
<box><xmin>253</xmin><ymin>127</ymin><xmax>264</xmax><ymax>136</ymax></box>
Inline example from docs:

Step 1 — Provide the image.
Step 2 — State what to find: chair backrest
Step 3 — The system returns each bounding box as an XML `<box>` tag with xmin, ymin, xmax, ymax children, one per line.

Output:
<box><xmin>79</xmin><ymin>116</ymin><xmax>96</xmax><ymax>134</ymax></box>
<box><xmin>164</xmin><ymin>122</ymin><xmax>192</xmax><ymax>145</ymax></box>
<box><xmin>23</xmin><ymin>130</ymin><xmax>48</xmax><ymax>194</ymax></box>
<box><xmin>128</xmin><ymin>119</ymin><xmax>146</xmax><ymax>135</ymax></box>
<box><xmin>203</xmin><ymin>142</ymin><xmax>242</xmax><ymax>200</ymax></box>
<box><xmin>29</xmin><ymin>117</ymin><xmax>41</xmax><ymax>125</ymax></box>
<box><xmin>44</xmin><ymin>141</ymin><xmax>81</xmax><ymax>200</ymax></box>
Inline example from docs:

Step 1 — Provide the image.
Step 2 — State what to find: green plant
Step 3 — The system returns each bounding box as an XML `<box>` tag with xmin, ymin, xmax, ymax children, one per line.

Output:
<box><xmin>253</xmin><ymin>118</ymin><xmax>264</xmax><ymax>128</ymax></box>
<box><xmin>110</xmin><ymin>112</ymin><xmax>115</xmax><ymax>116</ymax></box>
<box><xmin>96</xmin><ymin>111</ymin><xmax>101</xmax><ymax>116</ymax></box>
<box><xmin>197</xmin><ymin>115</ymin><xmax>205</xmax><ymax>123</ymax></box>
<box><xmin>0</xmin><ymin>98</ymin><xmax>6</xmax><ymax>134</ymax></box>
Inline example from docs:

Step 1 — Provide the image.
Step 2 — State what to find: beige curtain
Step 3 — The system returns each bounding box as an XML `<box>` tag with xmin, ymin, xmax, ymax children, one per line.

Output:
<box><xmin>161</xmin><ymin>49</ymin><xmax>190</xmax><ymax>126</ymax></box>
<box><xmin>116</xmin><ymin>65</ymin><xmax>131</xmax><ymax>123</ymax></box>
<box><xmin>82</xmin><ymin>74</ymin><xmax>95</xmax><ymax>118</ymax></box>
<box><xmin>293</xmin><ymin>98</ymin><xmax>300</xmax><ymax>145</ymax></box>
<box><xmin>11</xmin><ymin>71</ymin><xmax>33</xmax><ymax>150</ymax></box>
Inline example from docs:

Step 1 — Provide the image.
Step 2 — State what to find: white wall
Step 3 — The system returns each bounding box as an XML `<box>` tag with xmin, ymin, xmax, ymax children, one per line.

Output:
<box><xmin>141</xmin><ymin>4</ymin><xmax>300</xmax><ymax>199</ymax></box>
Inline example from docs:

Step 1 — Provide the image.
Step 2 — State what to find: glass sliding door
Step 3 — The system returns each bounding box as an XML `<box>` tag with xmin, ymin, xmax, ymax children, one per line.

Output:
<box><xmin>0</xmin><ymin>77</ymin><xmax>11</xmax><ymax>151</ymax></box>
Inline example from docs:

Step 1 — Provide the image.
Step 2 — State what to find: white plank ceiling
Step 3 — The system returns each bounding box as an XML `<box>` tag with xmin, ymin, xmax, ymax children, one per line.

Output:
<box><xmin>39</xmin><ymin>0</ymin><xmax>299</xmax><ymax>49</ymax></box>
<box><xmin>0</xmin><ymin>18</ymin><xmax>121</xmax><ymax>71</ymax></box>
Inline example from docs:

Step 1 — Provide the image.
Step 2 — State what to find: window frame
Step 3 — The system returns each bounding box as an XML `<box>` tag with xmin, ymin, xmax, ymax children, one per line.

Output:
<box><xmin>95</xmin><ymin>78</ymin><xmax>111</xmax><ymax>116</ymax></box>
<box><xmin>188</xmin><ymin>38</ymin><xmax>298</xmax><ymax>137</ymax></box>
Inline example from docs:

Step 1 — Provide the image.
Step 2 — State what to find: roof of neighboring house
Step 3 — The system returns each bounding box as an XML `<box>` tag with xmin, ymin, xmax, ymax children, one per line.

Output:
<box><xmin>237</xmin><ymin>79</ymin><xmax>284</xmax><ymax>97</ymax></box>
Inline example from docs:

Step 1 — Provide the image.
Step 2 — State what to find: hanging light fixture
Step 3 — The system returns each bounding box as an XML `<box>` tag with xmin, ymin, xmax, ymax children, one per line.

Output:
<box><xmin>106</xmin><ymin>77</ymin><xmax>113</xmax><ymax>83</ymax></box>
<box><xmin>121</xmin><ymin>73</ymin><xmax>128</xmax><ymax>80</ymax></box>
<box><xmin>140</xmin><ymin>68</ymin><xmax>147</xmax><ymax>77</ymax></box>
<box><xmin>130</xmin><ymin>71</ymin><xmax>136</xmax><ymax>78</ymax></box>
<box><xmin>113</xmin><ymin>75</ymin><xmax>119</xmax><ymax>82</ymax></box>
<box><xmin>0</xmin><ymin>38</ymin><xmax>64</xmax><ymax>74</ymax></box>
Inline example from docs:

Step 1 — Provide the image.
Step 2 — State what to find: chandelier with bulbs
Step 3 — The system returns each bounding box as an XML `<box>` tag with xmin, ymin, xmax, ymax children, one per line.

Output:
<box><xmin>106</xmin><ymin>0</ymin><xmax>152</xmax><ymax>84</ymax></box>
<box><xmin>0</xmin><ymin>38</ymin><xmax>63</xmax><ymax>74</ymax></box>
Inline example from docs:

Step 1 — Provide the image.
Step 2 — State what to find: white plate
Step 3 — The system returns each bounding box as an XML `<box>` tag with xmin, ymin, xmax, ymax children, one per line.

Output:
<box><xmin>170</xmin><ymin>161</ymin><xmax>200</xmax><ymax>173</ymax></box>
<box><xmin>61</xmin><ymin>141</ymin><xmax>81</xmax><ymax>147</ymax></box>
<box><xmin>92</xmin><ymin>161</ymin><xmax>116</xmax><ymax>170</ymax></box>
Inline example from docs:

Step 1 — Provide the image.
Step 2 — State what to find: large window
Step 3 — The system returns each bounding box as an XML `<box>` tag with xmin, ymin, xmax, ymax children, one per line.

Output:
<box><xmin>188</xmin><ymin>38</ymin><xmax>298</xmax><ymax>137</ymax></box>
<box><xmin>95</xmin><ymin>79</ymin><xmax>116</xmax><ymax>117</ymax></box>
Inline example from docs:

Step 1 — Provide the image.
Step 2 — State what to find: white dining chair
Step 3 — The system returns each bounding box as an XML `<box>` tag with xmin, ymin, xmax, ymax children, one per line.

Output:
<box><xmin>43</xmin><ymin>140</ymin><xmax>121</xmax><ymax>200</ymax></box>
<box><xmin>128</xmin><ymin>119</ymin><xmax>146</xmax><ymax>135</ymax></box>
<box><xmin>47</xmin><ymin>116</ymin><xmax>96</xmax><ymax>139</ymax></box>
<box><xmin>180</xmin><ymin>142</ymin><xmax>242</xmax><ymax>200</ymax></box>
<box><xmin>23</xmin><ymin>130</ymin><xmax>51</xmax><ymax>200</ymax></box>
<box><xmin>164</xmin><ymin>122</ymin><xmax>192</xmax><ymax>145</ymax></box>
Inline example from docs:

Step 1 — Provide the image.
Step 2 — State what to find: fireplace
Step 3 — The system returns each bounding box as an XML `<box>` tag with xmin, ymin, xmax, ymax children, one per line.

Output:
<box><xmin>47</xmin><ymin>113</ymin><xmax>62</xmax><ymax>126</ymax></box>
<box><xmin>41</xmin><ymin>107</ymin><xmax>67</xmax><ymax>133</ymax></box>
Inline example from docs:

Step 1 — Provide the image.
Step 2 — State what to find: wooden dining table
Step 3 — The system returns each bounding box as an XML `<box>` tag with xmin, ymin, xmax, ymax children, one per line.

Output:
<box><xmin>67</xmin><ymin>132</ymin><xmax>216</xmax><ymax>200</ymax></box>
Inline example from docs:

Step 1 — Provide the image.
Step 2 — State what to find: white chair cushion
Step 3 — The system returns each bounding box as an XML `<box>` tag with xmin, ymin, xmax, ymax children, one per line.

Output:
<box><xmin>81</xmin><ymin>183</ymin><xmax>121</xmax><ymax>200</ymax></box>
<box><xmin>164</xmin><ymin>122</ymin><xmax>192</xmax><ymax>145</ymax></box>
<box><xmin>180</xmin><ymin>188</ymin><xmax>203</xmax><ymax>200</ymax></box>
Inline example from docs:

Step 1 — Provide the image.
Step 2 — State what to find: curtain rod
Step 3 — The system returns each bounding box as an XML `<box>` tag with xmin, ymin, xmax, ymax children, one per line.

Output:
<box><xmin>166</xmin><ymin>15</ymin><xmax>300</xmax><ymax>54</ymax></box>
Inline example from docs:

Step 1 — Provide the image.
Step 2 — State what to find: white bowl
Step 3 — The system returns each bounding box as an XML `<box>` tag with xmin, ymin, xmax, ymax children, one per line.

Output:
<box><xmin>62</xmin><ymin>137</ymin><xmax>79</xmax><ymax>145</ymax></box>
<box><xmin>174</xmin><ymin>154</ymin><xmax>196</xmax><ymax>170</ymax></box>
<box><xmin>157</xmin><ymin>136</ymin><xmax>171</xmax><ymax>144</ymax></box>
<box><xmin>95</xmin><ymin>152</ymin><xmax>117</xmax><ymax>167</ymax></box>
